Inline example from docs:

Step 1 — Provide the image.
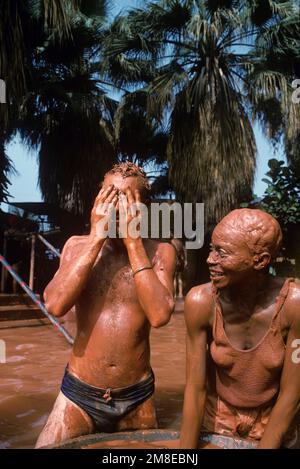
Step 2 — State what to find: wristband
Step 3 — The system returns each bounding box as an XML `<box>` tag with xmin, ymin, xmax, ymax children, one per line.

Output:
<box><xmin>132</xmin><ymin>265</ymin><xmax>152</xmax><ymax>276</ymax></box>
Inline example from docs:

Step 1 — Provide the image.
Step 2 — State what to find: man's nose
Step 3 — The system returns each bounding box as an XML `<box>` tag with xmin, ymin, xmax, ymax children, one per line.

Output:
<box><xmin>207</xmin><ymin>251</ymin><xmax>218</xmax><ymax>265</ymax></box>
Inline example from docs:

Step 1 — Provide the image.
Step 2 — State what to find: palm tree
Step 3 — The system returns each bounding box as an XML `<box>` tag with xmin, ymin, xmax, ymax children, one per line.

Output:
<box><xmin>0</xmin><ymin>141</ymin><xmax>14</xmax><ymax>203</ymax></box>
<box><xmin>0</xmin><ymin>0</ymin><xmax>79</xmax><ymax>204</ymax></box>
<box><xmin>18</xmin><ymin>8</ymin><xmax>118</xmax><ymax>215</ymax></box>
<box><xmin>110</xmin><ymin>90</ymin><xmax>171</xmax><ymax>196</ymax></box>
<box><xmin>104</xmin><ymin>0</ymin><xmax>297</xmax><ymax>225</ymax></box>
<box><xmin>1</xmin><ymin>1</ymin><xmax>118</xmax><ymax>216</ymax></box>
<box><xmin>0</xmin><ymin>0</ymin><xmax>77</xmax><ymax>110</ymax></box>
<box><xmin>247</xmin><ymin>1</ymin><xmax>300</xmax><ymax>181</ymax></box>
<box><xmin>1</xmin><ymin>0</ymin><xmax>169</xmax><ymax>214</ymax></box>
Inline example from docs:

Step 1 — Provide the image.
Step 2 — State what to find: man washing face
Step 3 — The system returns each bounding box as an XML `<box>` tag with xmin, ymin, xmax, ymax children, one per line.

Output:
<box><xmin>35</xmin><ymin>162</ymin><xmax>176</xmax><ymax>448</ymax></box>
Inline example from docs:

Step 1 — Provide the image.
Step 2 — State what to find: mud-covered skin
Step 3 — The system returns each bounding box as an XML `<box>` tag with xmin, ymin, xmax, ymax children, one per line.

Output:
<box><xmin>180</xmin><ymin>209</ymin><xmax>300</xmax><ymax>449</ymax></box>
<box><xmin>35</xmin><ymin>391</ymin><xmax>157</xmax><ymax>448</ymax></box>
<box><xmin>35</xmin><ymin>173</ymin><xmax>176</xmax><ymax>448</ymax></box>
<box><xmin>68</xmin><ymin>236</ymin><xmax>170</xmax><ymax>387</ymax></box>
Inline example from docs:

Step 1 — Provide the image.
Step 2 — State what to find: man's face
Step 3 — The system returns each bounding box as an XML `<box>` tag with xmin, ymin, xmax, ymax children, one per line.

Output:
<box><xmin>102</xmin><ymin>173</ymin><xmax>142</xmax><ymax>197</ymax></box>
<box><xmin>102</xmin><ymin>173</ymin><xmax>143</xmax><ymax>213</ymax></box>
<box><xmin>101</xmin><ymin>174</ymin><xmax>145</xmax><ymax>237</ymax></box>
<box><xmin>207</xmin><ymin>223</ymin><xmax>255</xmax><ymax>289</ymax></box>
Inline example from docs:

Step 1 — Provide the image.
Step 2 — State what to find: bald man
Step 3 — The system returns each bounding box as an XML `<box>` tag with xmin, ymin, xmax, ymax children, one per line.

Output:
<box><xmin>180</xmin><ymin>209</ymin><xmax>300</xmax><ymax>449</ymax></box>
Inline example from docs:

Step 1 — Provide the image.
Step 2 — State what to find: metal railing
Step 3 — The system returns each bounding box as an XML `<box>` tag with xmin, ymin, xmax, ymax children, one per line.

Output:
<box><xmin>0</xmin><ymin>233</ymin><xmax>74</xmax><ymax>345</ymax></box>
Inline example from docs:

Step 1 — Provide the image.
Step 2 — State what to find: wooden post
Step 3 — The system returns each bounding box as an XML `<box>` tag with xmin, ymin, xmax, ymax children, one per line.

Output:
<box><xmin>1</xmin><ymin>236</ymin><xmax>7</xmax><ymax>292</ymax></box>
<box><xmin>29</xmin><ymin>234</ymin><xmax>36</xmax><ymax>291</ymax></box>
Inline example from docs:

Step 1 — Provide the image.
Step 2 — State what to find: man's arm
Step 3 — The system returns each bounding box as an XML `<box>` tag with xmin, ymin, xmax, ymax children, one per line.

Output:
<box><xmin>258</xmin><ymin>282</ymin><xmax>300</xmax><ymax>448</ymax></box>
<box><xmin>121</xmin><ymin>188</ymin><xmax>176</xmax><ymax>328</ymax></box>
<box><xmin>44</xmin><ymin>185</ymin><xmax>118</xmax><ymax>317</ymax></box>
<box><xmin>44</xmin><ymin>236</ymin><xmax>104</xmax><ymax>317</ymax></box>
<box><xmin>180</xmin><ymin>286</ymin><xmax>212</xmax><ymax>449</ymax></box>
<box><xmin>126</xmin><ymin>238</ymin><xmax>176</xmax><ymax>327</ymax></box>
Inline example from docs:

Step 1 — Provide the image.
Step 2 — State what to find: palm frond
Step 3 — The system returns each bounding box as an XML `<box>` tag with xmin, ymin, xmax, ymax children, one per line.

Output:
<box><xmin>168</xmin><ymin>83</ymin><xmax>256</xmax><ymax>223</ymax></box>
<box><xmin>0</xmin><ymin>139</ymin><xmax>15</xmax><ymax>203</ymax></box>
<box><xmin>113</xmin><ymin>90</ymin><xmax>168</xmax><ymax>167</ymax></box>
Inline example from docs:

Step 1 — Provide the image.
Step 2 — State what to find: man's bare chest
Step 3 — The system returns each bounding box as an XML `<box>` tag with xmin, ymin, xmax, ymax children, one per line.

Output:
<box><xmin>79</xmin><ymin>240</ymin><xmax>158</xmax><ymax>305</ymax></box>
<box><xmin>84</xmin><ymin>256</ymin><xmax>137</xmax><ymax>302</ymax></box>
<box><xmin>220</xmin><ymin>298</ymin><xmax>287</xmax><ymax>350</ymax></box>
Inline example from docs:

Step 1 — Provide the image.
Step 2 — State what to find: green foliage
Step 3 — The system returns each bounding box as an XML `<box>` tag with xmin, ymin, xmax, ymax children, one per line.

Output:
<box><xmin>261</xmin><ymin>159</ymin><xmax>300</xmax><ymax>227</ymax></box>
<box><xmin>0</xmin><ymin>0</ymin><xmax>171</xmax><ymax>212</ymax></box>
<box><xmin>103</xmin><ymin>0</ymin><xmax>299</xmax><ymax>224</ymax></box>
<box><xmin>1</xmin><ymin>0</ymin><xmax>300</xmax><ymax>223</ymax></box>
<box><xmin>0</xmin><ymin>1</ymin><xmax>118</xmax><ymax>215</ymax></box>
<box><xmin>0</xmin><ymin>141</ymin><xmax>15</xmax><ymax>203</ymax></box>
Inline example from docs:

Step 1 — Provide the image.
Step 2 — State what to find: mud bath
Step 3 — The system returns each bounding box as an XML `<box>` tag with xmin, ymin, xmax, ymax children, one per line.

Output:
<box><xmin>0</xmin><ymin>312</ymin><xmax>185</xmax><ymax>448</ymax></box>
<box><xmin>82</xmin><ymin>440</ymin><xmax>219</xmax><ymax>450</ymax></box>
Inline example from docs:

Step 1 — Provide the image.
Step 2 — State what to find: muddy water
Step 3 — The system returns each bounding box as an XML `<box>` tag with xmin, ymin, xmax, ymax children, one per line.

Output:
<box><xmin>0</xmin><ymin>312</ymin><xmax>186</xmax><ymax>449</ymax></box>
<box><xmin>82</xmin><ymin>439</ymin><xmax>220</xmax><ymax>450</ymax></box>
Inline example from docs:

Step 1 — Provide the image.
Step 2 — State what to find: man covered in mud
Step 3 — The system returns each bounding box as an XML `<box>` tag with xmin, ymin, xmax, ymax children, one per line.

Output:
<box><xmin>180</xmin><ymin>209</ymin><xmax>300</xmax><ymax>449</ymax></box>
<box><xmin>36</xmin><ymin>163</ymin><xmax>176</xmax><ymax>448</ymax></box>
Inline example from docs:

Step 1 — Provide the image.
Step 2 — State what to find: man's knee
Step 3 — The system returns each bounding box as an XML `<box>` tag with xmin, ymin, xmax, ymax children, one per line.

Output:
<box><xmin>35</xmin><ymin>392</ymin><xmax>93</xmax><ymax>448</ymax></box>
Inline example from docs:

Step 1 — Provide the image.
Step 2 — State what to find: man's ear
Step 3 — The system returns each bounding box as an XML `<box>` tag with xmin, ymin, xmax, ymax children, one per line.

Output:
<box><xmin>253</xmin><ymin>252</ymin><xmax>271</xmax><ymax>270</ymax></box>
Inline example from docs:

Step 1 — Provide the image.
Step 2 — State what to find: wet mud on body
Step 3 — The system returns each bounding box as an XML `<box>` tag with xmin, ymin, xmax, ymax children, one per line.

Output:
<box><xmin>0</xmin><ymin>312</ymin><xmax>185</xmax><ymax>448</ymax></box>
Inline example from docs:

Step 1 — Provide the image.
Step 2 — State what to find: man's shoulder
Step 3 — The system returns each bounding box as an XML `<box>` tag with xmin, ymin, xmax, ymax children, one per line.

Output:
<box><xmin>62</xmin><ymin>235</ymin><xmax>90</xmax><ymax>256</ymax></box>
<box><xmin>277</xmin><ymin>277</ymin><xmax>300</xmax><ymax>329</ymax></box>
<box><xmin>67</xmin><ymin>234</ymin><xmax>88</xmax><ymax>241</ymax></box>
<box><xmin>184</xmin><ymin>283</ymin><xmax>214</xmax><ymax>327</ymax></box>
<box><xmin>288</xmin><ymin>278</ymin><xmax>300</xmax><ymax>296</ymax></box>
<box><xmin>282</xmin><ymin>278</ymin><xmax>300</xmax><ymax>326</ymax></box>
<box><xmin>186</xmin><ymin>283</ymin><xmax>213</xmax><ymax>308</ymax></box>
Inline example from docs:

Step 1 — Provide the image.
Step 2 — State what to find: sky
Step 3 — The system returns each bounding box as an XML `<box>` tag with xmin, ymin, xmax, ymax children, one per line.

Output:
<box><xmin>1</xmin><ymin>0</ymin><xmax>286</xmax><ymax>212</ymax></box>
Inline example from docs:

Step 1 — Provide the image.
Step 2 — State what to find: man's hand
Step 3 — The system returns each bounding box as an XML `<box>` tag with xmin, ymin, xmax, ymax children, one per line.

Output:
<box><xmin>44</xmin><ymin>184</ymin><xmax>119</xmax><ymax>318</ymax></box>
<box><xmin>119</xmin><ymin>188</ymin><xmax>143</xmax><ymax>248</ymax></box>
<box><xmin>90</xmin><ymin>184</ymin><xmax>119</xmax><ymax>241</ymax></box>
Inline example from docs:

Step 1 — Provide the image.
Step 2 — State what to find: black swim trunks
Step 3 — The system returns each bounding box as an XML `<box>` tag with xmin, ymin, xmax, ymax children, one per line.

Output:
<box><xmin>61</xmin><ymin>367</ymin><xmax>155</xmax><ymax>432</ymax></box>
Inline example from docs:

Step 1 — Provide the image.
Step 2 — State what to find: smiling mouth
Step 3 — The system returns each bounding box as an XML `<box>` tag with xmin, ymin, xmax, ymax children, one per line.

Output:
<box><xmin>209</xmin><ymin>270</ymin><xmax>225</xmax><ymax>278</ymax></box>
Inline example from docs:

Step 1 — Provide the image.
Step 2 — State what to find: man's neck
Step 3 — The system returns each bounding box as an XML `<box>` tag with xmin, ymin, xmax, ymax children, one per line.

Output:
<box><xmin>223</xmin><ymin>272</ymin><xmax>271</xmax><ymax>312</ymax></box>
<box><xmin>107</xmin><ymin>237</ymin><xmax>127</xmax><ymax>253</ymax></box>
